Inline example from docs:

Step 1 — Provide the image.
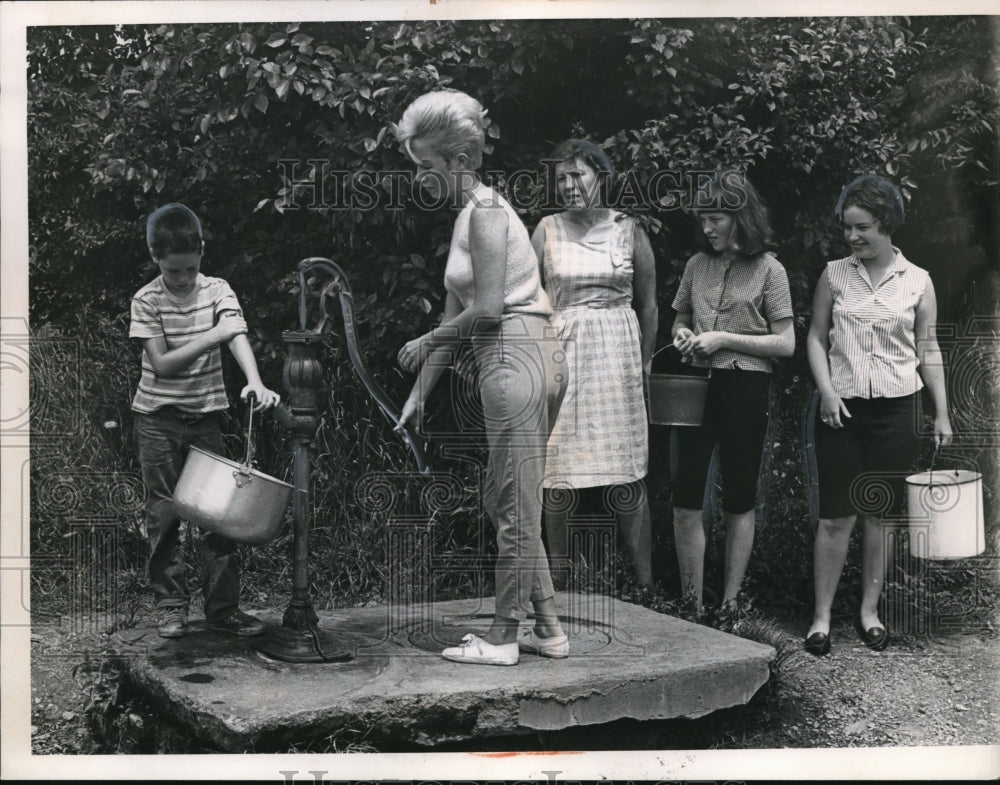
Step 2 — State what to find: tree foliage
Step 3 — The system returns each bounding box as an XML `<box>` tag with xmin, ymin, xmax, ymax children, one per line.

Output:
<box><xmin>28</xmin><ymin>18</ymin><xmax>997</xmax><ymax>339</ymax></box>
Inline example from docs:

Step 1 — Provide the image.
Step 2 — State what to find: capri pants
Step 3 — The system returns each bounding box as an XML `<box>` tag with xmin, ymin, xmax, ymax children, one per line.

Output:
<box><xmin>473</xmin><ymin>313</ymin><xmax>567</xmax><ymax>619</ymax></box>
<box><xmin>671</xmin><ymin>367</ymin><xmax>772</xmax><ymax>515</ymax></box>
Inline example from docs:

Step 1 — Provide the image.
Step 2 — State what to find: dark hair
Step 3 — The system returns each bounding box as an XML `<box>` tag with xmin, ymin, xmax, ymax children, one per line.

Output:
<box><xmin>146</xmin><ymin>203</ymin><xmax>203</xmax><ymax>258</ymax></box>
<box><xmin>546</xmin><ymin>138</ymin><xmax>615</xmax><ymax>205</ymax></box>
<box><xmin>835</xmin><ymin>175</ymin><xmax>905</xmax><ymax>235</ymax></box>
<box><xmin>691</xmin><ymin>171</ymin><xmax>775</xmax><ymax>258</ymax></box>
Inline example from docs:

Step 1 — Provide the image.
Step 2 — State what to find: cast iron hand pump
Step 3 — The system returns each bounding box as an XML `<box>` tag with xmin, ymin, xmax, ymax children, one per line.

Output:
<box><xmin>259</xmin><ymin>257</ymin><xmax>430</xmax><ymax>663</ymax></box>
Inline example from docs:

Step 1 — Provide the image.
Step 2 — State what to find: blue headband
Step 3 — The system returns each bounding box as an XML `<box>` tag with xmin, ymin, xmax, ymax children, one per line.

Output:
<box><xmin>146</xmin><ymin>203</ymin><xmax>202</xmax><ymax>248</ymax></box>
<box><xmin>834</xmin><ymin>175</ymin><xmax>905</xmax><ymax>226</ymax></box>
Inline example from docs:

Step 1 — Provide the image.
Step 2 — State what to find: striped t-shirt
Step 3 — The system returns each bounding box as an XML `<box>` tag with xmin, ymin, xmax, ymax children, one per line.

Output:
<box><xmin>824</xmin><ymin>250</ymin><xmax>930</xmax><ymax>399</ymax></box>
<box><xmin>672</xmin><ymin>250</ymin><xmax>794</xmax><ymax>372</ymax></box>
<box><xmin>129</xmin><ymin>273</ymin><xmax>241</xmax><ymax>414</ymax></box>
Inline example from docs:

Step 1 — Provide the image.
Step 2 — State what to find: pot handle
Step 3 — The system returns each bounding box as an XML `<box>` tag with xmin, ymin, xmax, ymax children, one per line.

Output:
<box><xmin>242</xmin><ymin>391</ymin><xmax>257</xmax><ymax>472</ymax></box>
<box><xmin>231</xmin><ymin>394</ymin><xmax>257</xmax><ymax>488</ymax></box>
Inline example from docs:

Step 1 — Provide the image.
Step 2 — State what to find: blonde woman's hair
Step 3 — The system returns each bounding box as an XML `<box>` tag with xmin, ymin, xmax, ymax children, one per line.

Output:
<box><xmin>394</xmin><ymin>89</ymin><xmax>488</xmax><ymax>170</ymax></box>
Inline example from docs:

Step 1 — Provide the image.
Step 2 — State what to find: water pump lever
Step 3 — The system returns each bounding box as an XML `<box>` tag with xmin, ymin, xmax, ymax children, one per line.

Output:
<box><xmin>293</xmin><ymin>257</ymin><xmax>432</xmax><ymax>475</ymax></box>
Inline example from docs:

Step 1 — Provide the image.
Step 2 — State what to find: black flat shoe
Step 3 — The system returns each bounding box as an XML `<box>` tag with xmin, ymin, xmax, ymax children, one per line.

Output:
<box><xmin>804</xmin><ymin>630</ymin><xmax>831</xmax><ymax>656</ymax></box>
<box><xmin>855</xmin><ymin>615</ymin><xmax>889</xmax><ymax>651</ymax></box>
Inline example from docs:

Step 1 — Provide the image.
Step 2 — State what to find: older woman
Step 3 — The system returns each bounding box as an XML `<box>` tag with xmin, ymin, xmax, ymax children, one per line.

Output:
<box><xmin>532</xmin><ymin>139</ymin><xmax>657</xmax><ymax>589</ymax></box>
<box><xmin>805</xmin><ymin>175</ymin><xmax>952</xmax><ymax>655</ymax></box>
<box><xmin>394</xmin><ymin>89</ymin><xmax>569</xmax><ymax>665</ymax></box>
<box><xmin>671</xmin><ymin>172</ymin><xmax>795</xmax><ymax>610</ymax></box>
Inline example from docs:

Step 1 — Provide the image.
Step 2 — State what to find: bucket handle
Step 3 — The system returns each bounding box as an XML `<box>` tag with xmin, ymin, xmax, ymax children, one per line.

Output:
<box><xmin>233</xmin><ymin>392</ymin><xmax>257</xmax><ymax>488</ymax></box>
<box><xmin>927</xmin><ymin>444</ymin><xmax>974</xmax><ymax>487</ymax></box>
<box><xmin>649</xmin><ymin>344</ymin><xmax>712</xmax><ymax>376</ymax></box>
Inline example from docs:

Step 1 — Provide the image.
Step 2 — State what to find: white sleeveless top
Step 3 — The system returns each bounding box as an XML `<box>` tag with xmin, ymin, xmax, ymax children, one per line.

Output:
<box><xmin>825</xmin><ymin>249</ymin><xmax>929</xmax><ymax>399</ymax></box>
<box><xmin>443</xmin><ymin>183</ymin><xmax>551</xmax><ymax>319</ymax></box>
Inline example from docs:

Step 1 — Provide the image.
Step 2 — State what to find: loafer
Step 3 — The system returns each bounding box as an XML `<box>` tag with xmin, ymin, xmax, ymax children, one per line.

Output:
<box><xmin>157</xmin><ymin>608</ymin><xmax>189</xmax><ymax>639</ymax></box>
<box><xmin>855</xmin><ymin>615</ymin><xmax>889</xmax><ymax>651</ymax></box>
<box><xmin>804</xmin><ymin>630</ymin><xmax>831</xmax><ymax>656</ymax></box>
<box><xmin>207</xmin><ymin>610</ymin><xmax>266</xmax><ymax>637</ymax></box>
<box><xmin>441</xmin><ymin>633</ymin><xmax>518</xmax><ymax>666</ymax></box>
<box><xmin>518</xmin><ymin>628</ymin><xmax>569</xmax><ymax>659</ymax></box>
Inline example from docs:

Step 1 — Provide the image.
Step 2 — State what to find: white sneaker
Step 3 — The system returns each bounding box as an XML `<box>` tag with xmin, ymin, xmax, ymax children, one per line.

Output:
<box><xmin>441</xmin><ymin>633</ymin><xmax>519</xmax><ymax>666</ymax></box>
<box><xmin>518</xmin><ymin>627</ymin><xmax>569</xmax><ymax>658</ymax></box>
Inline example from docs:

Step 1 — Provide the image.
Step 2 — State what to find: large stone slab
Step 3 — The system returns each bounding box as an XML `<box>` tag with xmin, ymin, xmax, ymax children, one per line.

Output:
<box><xmin>111</xmin><ymin>592</ymin><xmax>774</xmax><ymax>751</ymax></box>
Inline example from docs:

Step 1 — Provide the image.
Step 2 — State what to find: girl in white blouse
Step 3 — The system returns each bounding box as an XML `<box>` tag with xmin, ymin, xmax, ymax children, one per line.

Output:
<box><xmin>805</xmin><ymin>175</ymin><xmax>952</xmax><ymax>655</ymax></box>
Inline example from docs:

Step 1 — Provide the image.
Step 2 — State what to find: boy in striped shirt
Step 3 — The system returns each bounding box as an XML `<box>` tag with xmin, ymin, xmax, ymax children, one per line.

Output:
<box><xmin>130</xmin><ymin>203</ymin><xmax>280</xmax><ymax>639</ymax></box>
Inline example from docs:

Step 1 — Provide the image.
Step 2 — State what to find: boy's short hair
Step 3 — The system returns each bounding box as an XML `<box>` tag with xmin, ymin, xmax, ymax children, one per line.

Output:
<box><xmin>146</xmin><ymin>203</ymin><xmax>203</xmax><ymax>258</ymax></box>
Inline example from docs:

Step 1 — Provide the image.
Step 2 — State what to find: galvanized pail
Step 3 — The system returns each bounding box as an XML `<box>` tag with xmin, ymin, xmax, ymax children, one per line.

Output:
<box><xmin>646</xmin><ymin>373</ymin><xmax>710</xmax><ymax>426</ymax></box>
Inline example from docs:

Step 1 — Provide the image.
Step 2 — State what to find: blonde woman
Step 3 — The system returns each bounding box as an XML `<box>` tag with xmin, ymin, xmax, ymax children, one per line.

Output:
<box><xmin>395</xmin><ymin>89</ymin><xmax>569</xmax><ymax>665</ymax></box>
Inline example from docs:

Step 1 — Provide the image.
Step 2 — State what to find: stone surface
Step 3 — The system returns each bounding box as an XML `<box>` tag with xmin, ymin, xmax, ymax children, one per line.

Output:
<box><xmin>110</xmin><ymin>592</ymin><xmax>774</xmax><ymax>751</ymax></box>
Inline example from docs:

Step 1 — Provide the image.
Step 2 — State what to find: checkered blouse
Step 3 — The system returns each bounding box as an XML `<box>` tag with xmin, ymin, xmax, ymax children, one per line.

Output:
<box><xmin>672</xmin><ymin>251</ymin><xmax>794</xmax><ymax>372</ymax></box>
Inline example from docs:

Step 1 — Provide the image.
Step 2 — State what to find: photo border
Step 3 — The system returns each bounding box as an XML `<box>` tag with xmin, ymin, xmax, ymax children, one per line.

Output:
<box><xmin>2</xmin><ymin>1</ymin><xmax>998</xmax><ymax>780</ymax></box>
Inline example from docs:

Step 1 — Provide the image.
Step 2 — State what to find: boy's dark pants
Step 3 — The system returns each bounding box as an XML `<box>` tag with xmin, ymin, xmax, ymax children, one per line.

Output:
<box><xmin>135</xmin><ymin>410</ymin><xmax>240</xmax><ymax>622</ymax></box>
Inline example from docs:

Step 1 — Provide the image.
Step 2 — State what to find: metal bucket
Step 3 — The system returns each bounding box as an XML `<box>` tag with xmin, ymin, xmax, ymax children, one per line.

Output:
<box><xmin>646</xmin><ymin>373</ymin><xmax>709</xmax><ymax>426</ymax></box>
<box><xmin>905</xmin><ymin>468</ymin><xmax>984</xmax><ymax>561</ymax></box>
<box><xmin>173</xmin><ymin>445</ymin><xmax>292</xmax><ymax>545</ymax></box>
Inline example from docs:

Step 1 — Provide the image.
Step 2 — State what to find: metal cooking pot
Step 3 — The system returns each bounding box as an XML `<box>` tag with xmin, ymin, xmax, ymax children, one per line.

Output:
<box><xmin>172</xmin><ymin>395</ymin><xmax>292</xmax><ymax>545</ymax></box>
<box><xmin>173</xmin><ymin>446</ymin><xmax>292</xmax><ymax>545</ymax></box>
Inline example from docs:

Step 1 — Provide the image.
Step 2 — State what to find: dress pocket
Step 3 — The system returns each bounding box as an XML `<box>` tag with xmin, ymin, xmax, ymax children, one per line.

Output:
<box><xmin>609</xmin><ymin>216</ymin><xmax>633</xmax><ymax>269</ymax></box>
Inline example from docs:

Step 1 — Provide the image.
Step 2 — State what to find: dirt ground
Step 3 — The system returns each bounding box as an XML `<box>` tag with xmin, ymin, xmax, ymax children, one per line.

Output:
<box><xmin>756</xmin><ymin>623</ymin><xmax>1000</xmax><ymax>749</ymax></box>
<box><xmin>24</xmin><ymin>605</ymin><xmax>1000</xmax><ymax>756</ymax></box>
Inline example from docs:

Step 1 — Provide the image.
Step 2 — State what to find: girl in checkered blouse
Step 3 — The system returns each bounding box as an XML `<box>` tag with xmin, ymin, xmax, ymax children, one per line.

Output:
<box><xmin>671</xmin><ymin>172</ymin><xmax>795</xmax><ymax>611</ymax></box>
<box><xmin>531</xmin><ymin>139</ymin><xmax>658</xmax><ymax>589</ymax></box>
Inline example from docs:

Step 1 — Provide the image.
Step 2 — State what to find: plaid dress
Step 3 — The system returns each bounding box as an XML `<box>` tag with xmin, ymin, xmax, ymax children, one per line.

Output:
<box><xmin>539</xmin><ymin>211</ymin><xmax>648</xmax><ymax>488</ymax></box>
